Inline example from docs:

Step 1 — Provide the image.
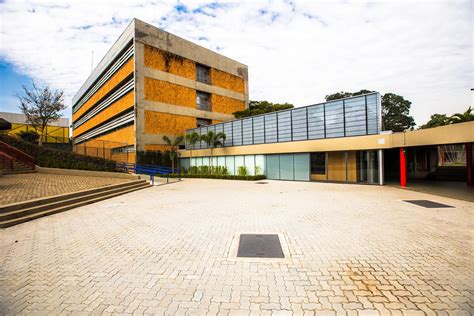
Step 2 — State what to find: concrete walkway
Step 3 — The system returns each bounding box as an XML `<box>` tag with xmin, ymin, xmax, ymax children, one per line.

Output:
<box><xmin>388</xmin><ymin>180</ymin><xmax>474</xmax><ymax>202</ymax></box>
<box><xmin>0</xmin><ymin>179</ymin><xmax>472</xmax><ymax>314</ymax></box>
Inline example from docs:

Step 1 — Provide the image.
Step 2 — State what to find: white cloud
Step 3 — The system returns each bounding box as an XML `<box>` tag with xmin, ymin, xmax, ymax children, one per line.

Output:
<box><xmin>0</xmin><ymin>0</ymin><xmax>472</xmax><ymax>125</ymax></box>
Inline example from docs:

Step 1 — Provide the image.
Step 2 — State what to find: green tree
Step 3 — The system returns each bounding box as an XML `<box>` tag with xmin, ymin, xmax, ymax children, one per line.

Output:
<box><xmin>449</xmin><ymin>106</ymin><xmax>474</xmax><ymax>124</ymax></box>
<box><xmin>17</xmin><ymin>83</ymin><xmax>66</xmax><ymax>146</ymax></box>
<box><xmin>162</xmin><ymin>135</ymin><xmax>184</xmax><ymax>173</ymax></box>
<box><xmin>419</xmin><ymin>114</ymin><xmax>451</xmax><ymax>129</ymax></box>
<box><xmin>185</xmin><ymin>131</ymin><xmax>200</xmax><ymax>174</ymax></box>
<box><xmin>200</xmin><ymin>130</ymin><xmax>226</xmax><ymax>171</ymax></box>
<box><xmin>325</xmin><ymin>90</ymin><xmax>415</xmax><ymax>132</ymax></box>
<box><xmin>325</xmin><ymin>89</ymin><xmax>373</xmax><ymax>101</ymax></box>
<box><xmin>233</xmin><ymin>100</ymin><xmax>294</xmax><ymax>118</ymax></box>
<box><xmin>381</xmin><ymin>93</ymin><xmax>416</xmax><ymax>132</ymax></box>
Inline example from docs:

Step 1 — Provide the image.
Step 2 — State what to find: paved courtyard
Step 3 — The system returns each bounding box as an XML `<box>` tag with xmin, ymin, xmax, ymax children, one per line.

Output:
<box><xmin>0</xmin><ymin>179</ymin><xmax>472</xmax><ymax>315</ymax></box>
<box><xmin>0</xmin><ymin>173</ymin><xmax>131</xmax><ymax>205</ymax></box>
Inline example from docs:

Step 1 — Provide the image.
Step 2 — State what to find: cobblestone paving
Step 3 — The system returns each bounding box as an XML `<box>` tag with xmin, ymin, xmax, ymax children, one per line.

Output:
<box><xmin>0</xmin><ymin>173</ymin><xmax>131</xmax><ymax>205</ymax></box>
<box><xmin>0</xmin><ymin>179</ymin><xmax>472</xmax><ymax>315</ymax></box>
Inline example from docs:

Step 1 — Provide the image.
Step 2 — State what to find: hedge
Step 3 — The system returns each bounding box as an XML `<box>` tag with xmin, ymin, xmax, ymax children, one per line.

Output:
<box><xmin>159</xmin><ymin>173</ymin><xmax>267</xmax><ymax>181</ymax></box>
<box><xmin>0</xmin><ymin>135</ymin><xmax>117</xmax><ymax>172</ymax></box>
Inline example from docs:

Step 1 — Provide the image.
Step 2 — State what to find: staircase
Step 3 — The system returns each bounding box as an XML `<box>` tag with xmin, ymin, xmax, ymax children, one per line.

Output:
<box><xmin>0</xmin><ymin>141</ymin><xmax>36</xmax><ymax>174</ymax></box>
<box><xmin>0</xmin><ymin>180</ymin><xmax>150</xmax><ymax>228</ymax></box>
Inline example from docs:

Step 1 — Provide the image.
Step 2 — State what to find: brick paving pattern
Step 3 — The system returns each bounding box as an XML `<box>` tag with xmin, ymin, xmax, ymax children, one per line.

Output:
<box><xmin>0</xmin><ymin>179</ymin><xmax>472</xmax><ymax>315</ymax></box>
<box><xmin>0</xmin><ymin>173</ymin><xmax>130</xmax><ymax>205</ymax></box>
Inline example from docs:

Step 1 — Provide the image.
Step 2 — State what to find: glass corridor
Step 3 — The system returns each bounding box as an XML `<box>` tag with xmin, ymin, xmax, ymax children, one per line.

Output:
<box><xmin>179</xmin><ymin>150</ymin><xmax>381</xmax><ymax>184</ymax></box>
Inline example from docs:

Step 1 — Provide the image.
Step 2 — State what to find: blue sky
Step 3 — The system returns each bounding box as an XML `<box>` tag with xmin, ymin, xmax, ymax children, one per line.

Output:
<box><xmin>0</xmin><ymin>0</ymin><xmax>472</xmax><ymax>126</ymax></box>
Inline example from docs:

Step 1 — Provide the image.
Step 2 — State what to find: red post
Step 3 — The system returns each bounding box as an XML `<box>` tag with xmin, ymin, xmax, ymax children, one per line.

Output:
<box><xmin>400</xmin><ymin>147</ymin><xmax>407</xmax><ymax>187</ymax></box>
<box><xmin>467</xmin><ymin>143</ymin><xmax>473</xmax><ymax>186</ymax></box>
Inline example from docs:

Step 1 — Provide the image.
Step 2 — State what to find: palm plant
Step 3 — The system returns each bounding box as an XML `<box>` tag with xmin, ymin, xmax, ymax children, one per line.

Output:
<box><xmin>200</xmin><ymin>130</ymin><xmax>226</xmax><ymax>170</ymax></box>
<box><xmin>185</xmin><ymin>132</ymin><xmax>200</xmax><ymax>174</ymax></box>
<box><xmin>450</xmin><ymin>107</ymin><xmax>474</xmax><ymax>124</ymax></box>
<box><xmin>162</xmin><ymin>135</ymin><xmax>184</xmax><ymax>173</ymax></box>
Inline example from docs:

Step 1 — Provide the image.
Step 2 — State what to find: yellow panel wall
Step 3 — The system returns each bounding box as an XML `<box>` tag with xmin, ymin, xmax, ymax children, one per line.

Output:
<box><xmin>144</xmin><ymin>45</ymin><xmax>196</xmax><ymax>80</ymax></box>
<box><xmin>9</xmin><ymin>123</ymin><xmax>69</xmax><ymax>143</ymax></box>
<box><xmin>73</xmin><ymin>57</ymin><xmax>134</xmax><ymax>122</ymax></box>
<box><xmin>211</xmin><ymin>94</ymin><xmax>245</xmax><ymax>115</ymax></box>
<box><xmin>210</xmin><ymin>68</ymin><xmax>245</xmax><ymax>94</ymax></box>
<box><xmin>144</xmin><ymin>110</ymin><xmax>196</xmax><ymax>136</ymax></box>
<box><xmin>144</xmin><ymin>77</ymin><xmax>196</xmax><ymax>108</ymax></box>
<box><xmin>74</xmin><ymin>91</ymin><xmax>134</xmax><ymax>137</ymax></box>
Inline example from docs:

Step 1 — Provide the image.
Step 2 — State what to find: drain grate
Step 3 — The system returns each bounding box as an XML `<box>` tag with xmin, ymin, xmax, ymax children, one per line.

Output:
<box><xmin>404</xmin><ymin>200</ymin><xmax>454</xmax><ymax>208</ymax></box>
<box><xmin>237</xmin><ymin>234</ymin><xmax>284</xmax><ymax>258</ymax></box>
<box><xmin>255</xmin><ymin>182</ymin><xmax>268</xmax><ymax>184</ymax></box>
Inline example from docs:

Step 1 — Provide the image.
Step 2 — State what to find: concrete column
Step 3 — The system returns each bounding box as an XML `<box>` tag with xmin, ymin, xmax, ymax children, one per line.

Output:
<box><xmin>467</xmin><ymin>142</ymin><xmax>473</xmax><ymax>186</ymax></box>
<box><xmin>400</xmin><ymin>147</ymin><xmax>407</xmax><ymax>187</ymax></box>
<box><xmin>378</xmin><ymin>149</ymin><xmax>384</xmax><ymax>185</ymax></box>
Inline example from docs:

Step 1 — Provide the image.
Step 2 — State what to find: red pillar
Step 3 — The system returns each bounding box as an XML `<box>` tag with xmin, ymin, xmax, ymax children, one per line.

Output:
<box><xmin>467</xmin><ymin>143</ymin><xmax>473</xmax><ymax>186</ymax></box>
<box><xmin>400</xmin><ymin>147</ymin><xmax>407</xmax><ymax>187</ymax></box>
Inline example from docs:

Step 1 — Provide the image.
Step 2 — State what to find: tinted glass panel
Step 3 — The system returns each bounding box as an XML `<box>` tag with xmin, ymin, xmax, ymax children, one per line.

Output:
<box><xmin>311</xmin><ymin>153</ymin><xmax>325</xmax><ymax>174</ymax></box>
<box><xmin>307</xmin><ymin>105</ymin><xmax>325</xmax><ymax>139</ymax></box>
<box><xmin>366</xmin><ymin>94</ymin><xmax>379</xmax><ymax>134</ymax></box>
<box><xmin>232</xmin><ymin>121</ymin><xmax>242</xmax><ymax>146</ymax></box>
<box><xmin>325</xmin><ymin>101</ymin><xmax>344</xmax><ymax>138</ymax></box>
<box><xmin>292</xmin><ymin>108</ymin><xmax>307</xmax><ymax>141</ymax></box>
<box><xmin>224</xmin><ymin>122</ymin><xmax>233</xmax><ymax>146</ymax></box>
<box><xmin>244</xmin><ymin>155</ymin><xmax>255</xmax><ymax>175</ymax></box>
<box><xmin>253</xmin><ymin>116</ymin><xmax>265</xmax><ymax>144</ymax></box>
<box><xmin>264</xmin><ymin>114</ymin><xmax>278</xmax><ymax>143</ymax></box>
<box><xmin>242</xmin><ymin>118</ymin><xmax>253</xmax><ymax>145</ymax></box>
<box><xmin>266</xmin><ymin>155</ymin><xmax>280</xmax><ymax>179</ymax></box>
<box><xmin>277</xmin><ymin>111</ymin><xmax>292</xmax><ymax>142</ymax></box>
<box><xmin>279</xmin><ymin>154</ymin><xmax>294</xmax><ymax>180</ymax></box>
<box><xmin>344</xmin><ymin>97</ymin><xmax>367</xmax><ymax>136</ymax></box>
<box><xmin>225</xmin><ymin>156</ymin><xmax>235</xmax><ymax>175</ymax></box>
<box><xmin>294</xmin><ymin>153</ymin><xmax>310</xmax><ymax>181</ymax></box>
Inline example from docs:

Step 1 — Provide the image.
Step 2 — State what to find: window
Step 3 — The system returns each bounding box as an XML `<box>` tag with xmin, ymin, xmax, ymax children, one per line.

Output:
<box><xmin>196</xmin><ymin>91</ymin><xmax>211</xmax><ymax>111</ymax></box>
<box><xmin>197</xmin><ymin>118</ymin><xmax>211</xmax><ymax>127</ymax></box>
<box><xmin>310</xmin><ymin>152</ymin><xmax>325</xmax><ymax>174</ymax></box>
<box><xmin>196</xmin><ymin>64</ymin><xmax>210</xmax><ymax>84</ymax></box>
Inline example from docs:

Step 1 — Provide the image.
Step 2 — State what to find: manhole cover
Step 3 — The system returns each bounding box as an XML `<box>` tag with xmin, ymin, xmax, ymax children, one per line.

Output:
<box><xmin>255</xmin><ymin>182</ymin><xmax>268</xmax><ymax>184</ymax></box>
<box><xmin>404</xmin><ymin>200</ymin><xmax>454</xmax><ymax>208</ymax></box>
<box><xmin>237</xmin><ymin>234</ymin><xmax>284</xmax><ymax>258</ymax></box>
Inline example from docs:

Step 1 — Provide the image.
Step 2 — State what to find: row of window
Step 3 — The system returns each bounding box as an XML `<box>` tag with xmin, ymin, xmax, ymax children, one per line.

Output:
<box><xmin>186</xmin><ymin>93</ymin><xmax>380</xmax><ymax>149</ymax></box>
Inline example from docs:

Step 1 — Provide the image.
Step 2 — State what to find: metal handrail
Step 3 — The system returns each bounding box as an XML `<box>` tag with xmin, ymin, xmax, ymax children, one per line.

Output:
<box><xmin>116</xmin><ymin>163</ymin><xmax>181</xmax><ymax>185</ymax></box>
<box><xmin>0</xmin><ymin>141</ymin><xmax>35</xmax><ymax>168</ymax></box>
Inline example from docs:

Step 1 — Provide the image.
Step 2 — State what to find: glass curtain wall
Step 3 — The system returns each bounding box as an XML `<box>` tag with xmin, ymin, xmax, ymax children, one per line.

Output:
<box><xmin>181</xmin><ymin>155</ymin><xmax>265</xmax><ymax>176</ymax></box>
<box><xmin>186</xmin><ymin>93</ymin><xmax>380</xmax><ymax>150</ymax></box>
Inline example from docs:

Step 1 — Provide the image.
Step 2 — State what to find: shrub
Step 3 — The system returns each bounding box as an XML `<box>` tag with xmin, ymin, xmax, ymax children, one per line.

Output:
<box><xmin>17</xmin><ymin>130</ymin><xmax>39</xmax><ymax>144</ymax></box>
<box><xmin>0</xmin><ymin>135</ymin><xmax>117</xmax><ymax>172</ymax></box>
<box><xmin>160</xmin><ymin>174</ymin><xmax>267</xmax><ymax>181</ymax></box>
<box><xmin>187</xmin><ymin>165</ymin><xmax>229</xmax><ymax>175</ymax></box>
<box><xmin>136</xmin><ymin>150</ymin><xmax>171</xmax><ymax>167</ymax></box>
<box><xmin>237</xmin><ymin>166</ymin><xmax>248</xmax><ymax>176</ymax></box>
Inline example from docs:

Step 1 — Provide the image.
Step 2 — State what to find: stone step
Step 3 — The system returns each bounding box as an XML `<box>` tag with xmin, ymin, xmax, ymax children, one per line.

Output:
<box><xmin>0</xmin><ymin>180</ymin><xmax>150</xmax><ymax>228</ymax></box>
<box><xmin>0</xmin><ymin>181</ymin><xmax>149</xmax><ymax>222</ymax></box>
<box><xmin>0</xmin><ymin>183</ymin><xmax>150</xmax><ymax>228</ymax></box>
<box><xmin>0</xmin><ymin>180</ymin><xmax>148</xmax><ymax>213</ymax></box>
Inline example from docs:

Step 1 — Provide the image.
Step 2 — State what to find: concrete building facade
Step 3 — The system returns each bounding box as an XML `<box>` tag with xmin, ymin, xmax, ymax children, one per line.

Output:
<box><xmin>72</xmin><ymin>19</ymin><xmax>248</xmax><ymax>163</ymax></box>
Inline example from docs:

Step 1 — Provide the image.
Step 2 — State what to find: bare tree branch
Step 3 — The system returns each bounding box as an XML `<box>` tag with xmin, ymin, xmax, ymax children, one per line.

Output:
<box><xmin>16</xmin><ymin>82</ymin><xmax>66</xmax><ymax>146</ymax></box>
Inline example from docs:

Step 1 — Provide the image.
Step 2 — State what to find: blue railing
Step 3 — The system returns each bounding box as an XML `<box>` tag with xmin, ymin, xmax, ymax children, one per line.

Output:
<box><xmin>116</xmin><ymin>163</ymin><xmax>180</xmax><ymax>184</ymax></box>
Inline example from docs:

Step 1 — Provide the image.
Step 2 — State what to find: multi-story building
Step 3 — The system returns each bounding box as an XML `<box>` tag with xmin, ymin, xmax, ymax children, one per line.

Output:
<box><xmin>72</xmin><ymin>18</ymin><xmax>248</xmax><ymax>163</ymax></box>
